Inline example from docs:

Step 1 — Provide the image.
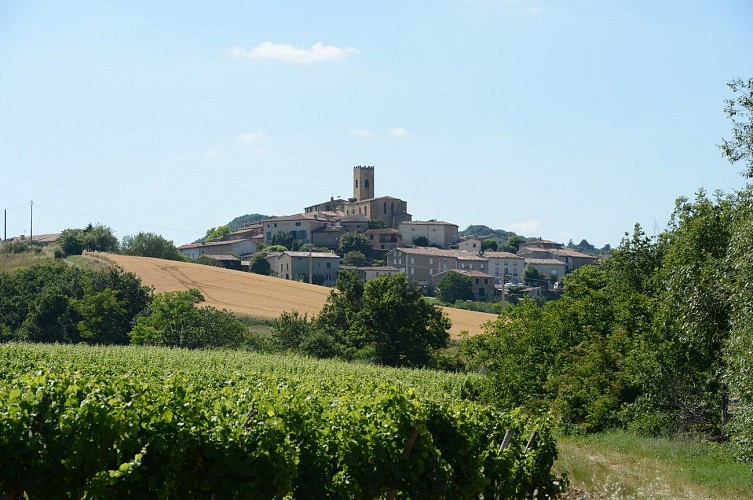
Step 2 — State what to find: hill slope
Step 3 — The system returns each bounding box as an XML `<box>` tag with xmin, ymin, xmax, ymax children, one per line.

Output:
<box><xmin>102</xmin><ymin>254</ymin><xmax>496</xmax><ymax>337</ymax></box>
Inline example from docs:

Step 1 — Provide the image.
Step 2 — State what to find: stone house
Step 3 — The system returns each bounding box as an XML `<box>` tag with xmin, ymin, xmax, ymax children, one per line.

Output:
<box><xmin>524</xmin><ymin>258</ymin><xmax>567</xmax><ymax>286</ymax></box>
<box><xmin>340</xmin><ymin>265</ymin><xmax>400</xmax><ymax>281</ymax></box>
<box><xmin>398</xmin><ymin>220</ymin><xmax>459</xmax><ymax>248</ymax></box>
<box><xmin>456</xmin><ymin>236</ymin><xmax>483</xmax><ymax>252</ymax></box>
<box><xmin>484</xmin><ymin>251</ymin><xmax>526</xmax><ymax>284</ymax></box>
<box><xmin>517</xmin><ymin>239</ymin><xmax>596</xmax><ymax>273</ymax></box>
<box><xmin>261</xmin><ymin>214</ymin><xmax>327</xmax><ymax>244</ymax></box>
<box><xmin>365</xmin><ymin>228</ymin><xmax>400</xmax><ymax>251</ymax></box>
<box><xmin>386</xmin><ymin>247</ymin><xmax>489</xmax><ymax>288</ymax></box>
<box><xmin>431</xmin><ymin>269</ymin><xmax>497</xmax><ymax>300</ymax></box>
<box><xmin>271</xmin><ymin>251</ymin><xmax>340</xmax><ymax>286</ymax></box>
<box><xmin>178</xmin><ymin>239</ymin><xmax>258</xmax><ymax>260</ymax></box>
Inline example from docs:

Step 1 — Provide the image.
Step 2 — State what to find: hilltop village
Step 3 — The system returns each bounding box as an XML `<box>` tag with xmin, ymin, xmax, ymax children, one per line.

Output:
<box><xmin>177</xmin><ymin>166</ymin><xmax>596</xmax><ymax>300</ymax></box>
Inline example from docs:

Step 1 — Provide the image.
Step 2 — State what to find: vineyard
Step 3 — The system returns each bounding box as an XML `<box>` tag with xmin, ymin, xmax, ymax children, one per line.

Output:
<box><xmin>0</xmin><ymin>343</ymin><xmax>559</xmax><ymax>498</ymax></box>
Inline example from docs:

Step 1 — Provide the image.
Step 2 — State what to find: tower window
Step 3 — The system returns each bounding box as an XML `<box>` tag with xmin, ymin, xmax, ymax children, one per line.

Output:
<box><xmin>365</xmin><ymin>179</ymin><xmax>369</xmax><ymax>188</ymax></box>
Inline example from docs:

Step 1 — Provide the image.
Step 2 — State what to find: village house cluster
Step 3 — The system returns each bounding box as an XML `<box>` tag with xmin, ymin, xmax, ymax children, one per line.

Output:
<box><xmin>177</xmin><ymin>167</ymin><xmax>596</xmax><ymax>297</ymax></box>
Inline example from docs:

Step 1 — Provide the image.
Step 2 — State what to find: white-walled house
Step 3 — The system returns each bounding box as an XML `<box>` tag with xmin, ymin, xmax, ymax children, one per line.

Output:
<box><xmin>178</xmin><ymin>239</ymin><xmax>257</xmax><ymax>259</ymax></box>
<box><xmin>398</xmin><ymin>220</ymin><xmax>459</xmax><ymax>248</ymax></box>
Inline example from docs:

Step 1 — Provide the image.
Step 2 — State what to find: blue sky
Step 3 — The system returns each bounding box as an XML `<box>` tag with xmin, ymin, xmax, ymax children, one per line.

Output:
<box><xmin>1</xmin><ymin>1</ymin><xmax>751</xmax><ymax>247</ymax></box>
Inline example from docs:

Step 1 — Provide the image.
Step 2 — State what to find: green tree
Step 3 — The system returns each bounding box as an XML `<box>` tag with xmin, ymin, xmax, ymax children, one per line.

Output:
<box><xmin>317</xmin><ymin>270</ymin><xmax>364</xmax><ymax>339</ymax></box>
<box><xmin>413</xmin><ymin>236</ymin><xmax>429</xmax><ymax>247</ymax></box>
<box><xmin>523</xmin><ymin>264</ymin><xmax>544</xmax><ymax>284</ymax></box>
<box><xmin>357</xmin><ymin>274</ymin><xmax>450</xmax><ymax>367</ymax></box>
<box><xmin>500</xmin><ymin>235</ymin><xmax>526</xmax><ymax>253</ymax></box>
<box><xmin>338</xmin><ymin>232</ymin><xmax>370</xmax><ymax>255</ymax></box>
<box><xmin>203</xmin><ymin>225</ymin><xmax>231</xmax><ymax>241</ymax></box>
<box><xmin>649</xmin><ymin>190</ymin><xmax>733</xmax><ymax>434</ymax></box>
<box><xmin>481</xmin><ymin>239</ymin><xmax>498</xmax><ymax>251</ymax></box>
<box><xmin>270</xmin><ymin>310</ymin><xmax>313</xmax><ymax>351</ymax></box>
<box><xmin>249</xmin><ymin>254</ymin><xmax>271</xmax><ymax>275</ymax></box>
<box><xmin>57</xmin><ymin>229</ymin><xmax>84</xmax><ymax>256</ymax></box>
<box><xmin>341</xmin><ymin>251</ymin><xmax>369</xmax><ymax>267</ymax></box>
<box><xmin>121</xmin><ymin>232</ymin><xmax>183</xmax><ymax>261</ymax></box>
<box><xmin>725</xmin><ymin>185</ymin><xmax>753</xmax><ymax>459</ymax></box>
<box><xmin>437</xmin><ymin>271</ymin><xmax>474</xmax><ymax>304</ymax></box>
<box><xmin>192</xmin><ymin>255</ymin><xmax>224</xmax><ymax>267</ymax></box>
<box><xmin>368</xmin><ymin>219</ymin><xmax>386</xmax><ymax>229</ymax></box>
<box><xmin>57</xmin><ymin>224</ymin><xmax>119</xmax><ymax>256</ymax></box>
<box><xmin>130</xmin><ymin>289</ymin><xmax>246</xmax><ymax>349</ymax></box>
<box><xmin>720</xmin><ymin>77</ymin><xmax>753</xmax><ymax>177</ymax></box>
<box><xmin>272</xmin><ymin>231</ymin><xmax>295</xmax><ymax>250</ymax></box>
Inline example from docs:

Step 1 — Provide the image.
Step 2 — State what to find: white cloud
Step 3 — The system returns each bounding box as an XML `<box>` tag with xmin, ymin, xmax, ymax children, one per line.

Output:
<box><xmin>529</xmin><ymin>6</ymin><xmax>543</xmax><ymax>14</ymax></box>
<box><xmin>505</xmin><ymin>220</ymin><xmax>542</xmax><ymax>234</ymax></box>
<box><xmin>229</xmin><ymin>42</ymin><xmax>360</xmax><ymax>64</ymax></box>
<box><xmin>203</xmin><ymin>150</ymin><xmax>220</xmax><ymax>158</ymax></box>
<box><xmin>348</xmin><ymin>128</ymin><xmax>374</xmax><ymax>138</ymax></box>
<box><xmin>237</xmin><ymin>131</ymin><xmax>267</xmax><ymax>145</ymax></box>
<box><xmin>386</xmin><ymin>127</ymin><xmax>412</xmax><ymax>138</ymax></box>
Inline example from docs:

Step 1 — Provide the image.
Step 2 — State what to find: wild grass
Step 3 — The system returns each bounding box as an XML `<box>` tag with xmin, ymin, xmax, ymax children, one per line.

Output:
<box><xmin>67</xmin><ymin>253</ymin><xmax>115</xmax><ymax>272</ymax></box>
<box><xmin>0</xmin><ymin>246</ymin><xmax>52</xmax><ymax>274</ymax></box>
<box><xmin>555</xmin><ymin>430</ymin><xmax>753</xmax><ymax>499</ymax></box>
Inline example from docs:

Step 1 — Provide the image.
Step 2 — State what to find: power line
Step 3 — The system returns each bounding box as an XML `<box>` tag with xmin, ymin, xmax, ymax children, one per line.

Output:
<box><xmin>33</xmin><ymin>203</ymin><xmax>199</xmax><ymax>235</ymax></box>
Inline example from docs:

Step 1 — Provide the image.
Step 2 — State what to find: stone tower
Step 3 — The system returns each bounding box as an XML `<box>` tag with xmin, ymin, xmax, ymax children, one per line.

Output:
<box><xmin>353</xmin><ymin>165</ymin><xmax>374</xmax><ymax>201</ymax></box>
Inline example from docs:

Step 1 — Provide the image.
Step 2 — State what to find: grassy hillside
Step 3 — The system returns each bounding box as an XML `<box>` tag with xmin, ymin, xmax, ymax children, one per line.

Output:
<box><xmin>0</xmin><ymin>246</ymin><xmax>52</xmax><ymax>274</ymax></box>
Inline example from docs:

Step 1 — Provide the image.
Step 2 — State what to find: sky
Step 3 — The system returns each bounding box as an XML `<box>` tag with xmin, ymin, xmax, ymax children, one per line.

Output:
<box><xmin>1</xmin><ymin>1</ymin><xmax>751</xmax><ymax>248</ymax></box>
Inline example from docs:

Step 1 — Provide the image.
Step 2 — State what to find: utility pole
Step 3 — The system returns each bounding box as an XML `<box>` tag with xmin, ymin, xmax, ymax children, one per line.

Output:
<box><xmin>308</xmin><ymin>250</ymin><xmax>313</xmax><ymax>284</ymax></box>
<box><xmin>30</xmin><ymin>200</ymin><xmax>34</xmax><ymax>242</ymax></box>
<box><xmin>3</xmin><ymin>209</ymin><xmax>6</xmax><ymax>241</ymax></box>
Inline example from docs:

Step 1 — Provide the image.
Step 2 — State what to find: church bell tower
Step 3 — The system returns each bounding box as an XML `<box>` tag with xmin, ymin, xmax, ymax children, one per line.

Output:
<box><xmin>353</xmin><ymin>165</ymin><xmax>374</xmax><ymax>201</ymax></box>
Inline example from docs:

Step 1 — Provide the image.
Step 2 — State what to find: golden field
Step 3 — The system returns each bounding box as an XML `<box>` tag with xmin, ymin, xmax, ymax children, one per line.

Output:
<box><xmin>101</xmin><ymin>254</ymin><xmax>497</xmax><ymax>337</ymax></box>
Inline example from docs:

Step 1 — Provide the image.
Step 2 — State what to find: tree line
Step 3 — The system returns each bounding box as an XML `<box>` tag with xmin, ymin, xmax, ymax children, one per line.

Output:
<box><xmin>460</xmin><ymin>78</ymin><xmax>753</xmax><ymax>462</ymax></box>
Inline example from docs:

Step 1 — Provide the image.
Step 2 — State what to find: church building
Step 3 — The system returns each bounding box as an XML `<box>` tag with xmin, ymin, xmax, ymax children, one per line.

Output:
<box><xmin>304</xmin><ymin>166</ymin><xmax>411</xmax><ymax>228</ymax></box>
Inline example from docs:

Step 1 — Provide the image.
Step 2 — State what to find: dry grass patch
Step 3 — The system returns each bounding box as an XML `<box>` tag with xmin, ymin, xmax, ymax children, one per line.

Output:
<box><xmin>556</xmin><ymin>431</ymin><xmax>753</xmax><ymax>499</ymax></box>
<box><xmin>101</xmin><ymin>253</ymin><xmax>494</xmax><ymax>337</ymax></box>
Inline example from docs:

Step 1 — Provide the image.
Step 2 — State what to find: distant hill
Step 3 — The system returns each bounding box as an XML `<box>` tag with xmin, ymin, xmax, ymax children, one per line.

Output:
<box><xmin>227</xmin><ymin>213</ymin><xmax>270</xmax><ymax>231</ymax></box>
<box><xmin>458</xmin><ymin>225</ymin><xmax>521</xmax><ymax>241</ymax></box>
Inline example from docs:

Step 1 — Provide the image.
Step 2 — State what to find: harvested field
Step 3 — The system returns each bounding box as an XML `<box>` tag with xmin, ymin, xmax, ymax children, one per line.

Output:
<box><xmin>100</xmin><ymin>253</ymin><xmax>496</xmax><ymax>337</ymax></box>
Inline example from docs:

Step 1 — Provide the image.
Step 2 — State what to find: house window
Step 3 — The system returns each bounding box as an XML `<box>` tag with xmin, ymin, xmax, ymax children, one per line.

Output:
<box><xmin>411</xmin><ymin>258</ymin><xmax>414</xmax><ymax>264</ymax></box>
<box><xmin>266</xmin><ymin>232</ymin><xmax>272</xmax><ymax>240</ymax></box>
<box><xmin>411</xmin><ymin>268</ymin><xmax>415</xmax><ymax>275</ymax></box>
<box><xmin>475</xmin><ymin>278</ymin><xmax>480</xmax><ymax>284</ymax></box>
<box><xmin>326</xmin><ymin>262</ymin><xmax>331</xmax><ymax>269</ymax></box>
<box><xmin>295</xmin><ymin>222</ymin><xmax>301</xmax><ymax>226</ymax></box>
<box><xmin>484</xmin><ymin>279</ymin><xmax>488</xmax><ymax>285</ymax></box>
<box><xmin>429</xmin><ymin>258</ymin><xmax>433</xmax><ymax>264</ymax></box>
<box><xmin>274</xmin><ymin>223</ymin><xmax>277</xmax><ymax>227</ymax></box>
<box><xmin>550</xmin><ymin>269</ymin><xmax>558</xmax><ymax>276</ymax></box>
<box><xmin>369</xmin><ymin>234</ymin><xmax>374</xmax><ymax>240</ymax></box>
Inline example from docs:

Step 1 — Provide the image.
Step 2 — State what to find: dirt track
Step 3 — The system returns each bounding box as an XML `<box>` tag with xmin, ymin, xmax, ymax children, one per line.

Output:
<box><xmin>101</xmin><ymin>254</ymin><xmax>497</xmax><ymax>337</ymax></box>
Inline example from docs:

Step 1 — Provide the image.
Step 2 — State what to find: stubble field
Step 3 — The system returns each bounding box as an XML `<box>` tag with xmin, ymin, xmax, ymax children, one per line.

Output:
<box><xmin>101</xmin><ymin>254</ymin><xmax>496</xmax><ymax>337</ymax></box>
